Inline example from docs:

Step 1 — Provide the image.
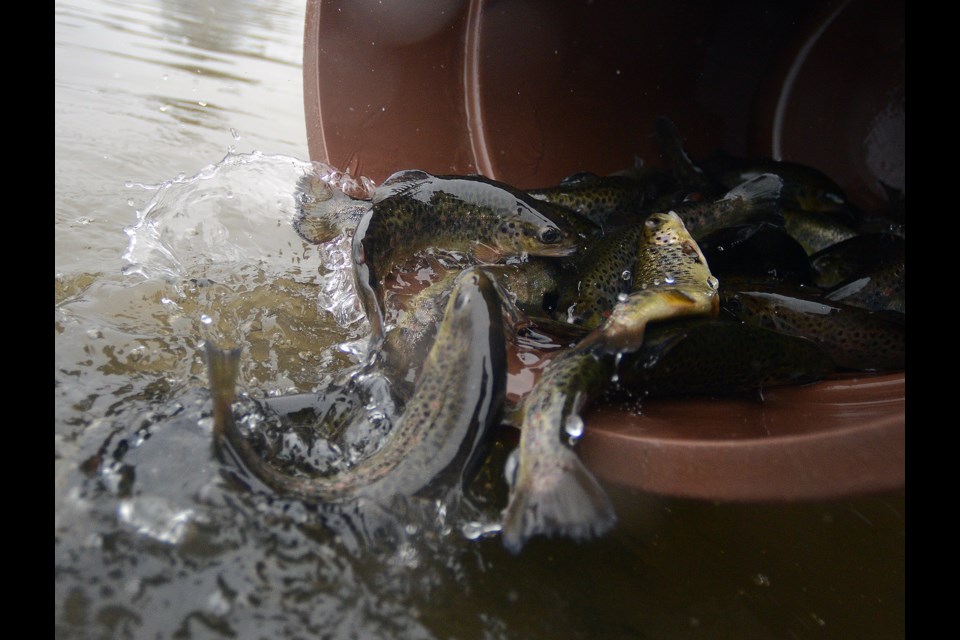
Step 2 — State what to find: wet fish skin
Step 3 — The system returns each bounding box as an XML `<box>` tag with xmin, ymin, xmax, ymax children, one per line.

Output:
<box><xmin>527</xmin><ymin>171</ymin><xmax>650</xmax><ymax>229</ymax></box>
<box><xmin>207</xmin><ymin>267</ymin><xmax>507</xmax><ymax>505</ymax></box>
<box><xmin>553</xmin><ymin>224</ymin><xmax>644</xmax><ymax>329</ymax></box>
<box><xmin>500</xmin><ymin>344</ymin><xmax>616</xmax><ymax>554</ymax></box>
<box><xmin>580</xmin><ymin>211</ymin><xmax>719</xmax><ymax>354</ymax></box>
<box><xmin>670</xmin><ymin>173</ymin><xmax>785</xmax><ymax>240</ymax></box>
<box><xmin>811</xmin><ymin>234</ymin><xmax>905</xmax><ymax>312</ymax></box>
<box><xmin>354</xmin><ymin>171</ymin><xmax>598</xmax><ymax>342</ymax></box>
<box><xmin>720</xmin><ymin>282</ymin><xmax>905</xmax><ymax>372</ymax></box>
<box><xmin>617</xmin><ymin>317</ymin><xmax>835</xmax><ymax>396</ymax></box>
<box><xmin>783</xmin><ymin>209</ymin><xmax>859</xmax><ymax>255</ymax></box>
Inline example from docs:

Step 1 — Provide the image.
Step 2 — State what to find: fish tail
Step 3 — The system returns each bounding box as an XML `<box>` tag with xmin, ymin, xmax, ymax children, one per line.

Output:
<box><xmin>205</xmin><ymin>341</ymin><xmax>242</xmax><ymax>440</ymax></box>
<box><xmin>205</xmin><ymin>342</ymin><xmax>314</xmax><ymax>498</ymax></box>
<box><xmin>727</xmin><ymin>173</ymin><xmax>785</xmax><ymax>225</ymax></box>
<box><xmin>500</xmin><ymin>446</ymin><xmax>617</xmax><ymax>554</ymax></box>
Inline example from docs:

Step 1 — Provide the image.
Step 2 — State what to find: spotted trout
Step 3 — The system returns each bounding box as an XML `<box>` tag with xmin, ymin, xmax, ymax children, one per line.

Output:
<box><xmin>354</xmin><ymin>170</ymin><xmax>598</xmax><ymax>343</ymax></box>
<box><xmin>207</xmin><ymin>267</ymin><xmax>507</xmax><ymax>505</ymax></box>
<box><xmin>500</xmin><ymin>211</ymin><xmax>719</xmax><ymax>552</ymax></box>
<box><xmin>579</xmin><ymin>211</ymin><xmax>719</xmax><ymax>353</ymax></box>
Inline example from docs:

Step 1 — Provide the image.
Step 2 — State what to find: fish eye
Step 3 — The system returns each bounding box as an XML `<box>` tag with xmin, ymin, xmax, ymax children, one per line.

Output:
<box><xmin>539</xmin><ymin>227</ymin><xmax>561</xmax><ymax>244</ymax></box>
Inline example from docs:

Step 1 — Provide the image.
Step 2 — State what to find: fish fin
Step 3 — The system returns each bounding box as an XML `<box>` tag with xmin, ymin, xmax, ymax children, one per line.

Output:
<box><xmin>500</xmin><ymin>446</ymin><xmax>616</xmax><ymax>554</ymax></box>
<box><xmin>471</xmin><ymin>242</ymin><xmax>503</xmax><ymax>264</ymax></box>
<box><xmin>372</xmin><ymin>170</ymin><xmax>431</xmax><ymax>202</ymax></box>
<box><xmin>293</xmin><ymin>210</ymin><xmax>340</xmax><ymax>245</ymax></box>
<box><xmin>653</xmin><ymin>116</ymin><xmax>717</xmax><ymax>195</ymax></box>
<box><xmin>723</xmin><ymin>172</ymin><xmax>785</xmax><ymax>226</ymax></box>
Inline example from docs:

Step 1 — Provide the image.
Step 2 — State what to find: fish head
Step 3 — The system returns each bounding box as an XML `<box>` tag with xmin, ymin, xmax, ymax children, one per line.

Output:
<box><xmin>489</xmin><ymin>204</ymin><xmax>574</xmax><ymax>258</ymax></box>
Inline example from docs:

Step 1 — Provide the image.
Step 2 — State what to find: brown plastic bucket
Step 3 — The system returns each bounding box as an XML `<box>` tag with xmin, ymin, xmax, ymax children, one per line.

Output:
<box><xmin>303</xmin><ymin>0</ymin><xmax>904</xmax><ymax>501</ymax></box>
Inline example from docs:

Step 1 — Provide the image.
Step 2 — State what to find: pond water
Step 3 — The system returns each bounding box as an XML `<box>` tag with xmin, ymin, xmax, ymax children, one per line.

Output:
<box><xmin>55</xmin><ymin>0</ymin><xmax>904</xmax><ymax>638</ymax></box>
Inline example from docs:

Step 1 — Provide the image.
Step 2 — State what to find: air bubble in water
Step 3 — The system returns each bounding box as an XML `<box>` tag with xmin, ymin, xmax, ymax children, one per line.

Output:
<box><xmin>564</xmin><ymin>414</ymin><xmax>584</xmax><ymax>440</ymax></box>
<box><xmin>617</xmin><ymin>292</ymin><xmax>629</xmax><ymax>303</ymax></box>
<box><xmin>621</xmin><ymin>270</ymin><xmax>631</xmax><ymax>281</ymax></box>
<box><xmin>707</xmin><ymin>275</ymin><xmax>720</xmax><ymax>290</ymax></box>
<box><xmin>462</xmin><ymin>521</ymin><xmax>502</xmax><ymax>540</ymax></box>
<box><xmin>503</xmin><ymin>448</ymin><xmax>521</xmax><ymax>488</ymax></box>
<box><xmin>200</xmin><ymin>314</ymin><xmax>213</xmax><ymax>325</ymax></box>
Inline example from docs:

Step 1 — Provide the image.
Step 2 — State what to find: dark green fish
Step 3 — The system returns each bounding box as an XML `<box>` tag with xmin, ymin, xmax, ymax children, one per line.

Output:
<box><xmin>810</xmin><ymin>233</ymin><xmax>905</xmax><ymax>289</ymax></box>
<box><xmin>701</xmin><ymin>150</ymin><xmax>857</xmax><ymax>220</ymax></box>
<box><xmin>552</xmin><ymin>224</ymin><xmax>643</xmax><ymax>329</ymax></box>
<box><xmin>500</xmin><ymin>212</ymin><xmax>719</xmax><ymax>552</ymax></box>
<box><xmin>207</xmin><ymin>267</ymin><xmax>507</xmax><ymax>505</ymax></box>
<box><xmin>617</xmin><ymin>317</ymin><xmax>835</xmax><ymax>396</ymax></box>
<box><xmin>670</xmin><ymin>173</ymin><xmax>785</xmax><ymax>240</ymax></box>
<box><xmin>720</xmin><ymin>283</ymin><xmax>905</xmax><ymax>372</ymax></box>
<box><xmin>527</xmin><ymin>171</ymin><xmax>649</xmax><ymax>229</ymax></box>
<box><xmin>783</xmin><ymin>209</ymin><xmax>859</xmax><ymax>255</ymax></box>
<box><xmin>354</xmin><ymin>170</ymin><xmax>599</xmax><ymax>342</ymax></box>
<box><xmin>579</xmin><ymin>211</ymin><xmax>719</xmax><ymax>354</ymax></box>
<box><xmin>500</xmin><ymin>344</ymin><xmax>616</xmax><ymax>554</ymax></box>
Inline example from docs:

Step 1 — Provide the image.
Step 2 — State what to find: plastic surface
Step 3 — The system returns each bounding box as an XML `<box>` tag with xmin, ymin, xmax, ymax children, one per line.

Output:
<box><xmin>303</xmin><ymin>0</ymin><xmax>905</xmax><ymax>501</ymax></box>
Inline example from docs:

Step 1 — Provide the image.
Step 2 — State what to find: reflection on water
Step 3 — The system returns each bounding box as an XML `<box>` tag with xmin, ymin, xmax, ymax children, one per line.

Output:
<box><xmin>55</xmin><ymin>0</ymin><xmax>904</xmax><ymax>638</ymax></box>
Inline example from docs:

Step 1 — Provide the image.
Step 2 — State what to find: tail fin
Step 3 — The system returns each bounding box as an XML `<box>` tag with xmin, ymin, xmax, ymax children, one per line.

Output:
<box><xmin>205</xmin><ymin>341</ymin><xmax>242</xmax><ymax>442</ymax></box>
<box><xmin>500</xmin><ymin>446</ymin><xmax>616</xmax><ymax>554</ymax></box>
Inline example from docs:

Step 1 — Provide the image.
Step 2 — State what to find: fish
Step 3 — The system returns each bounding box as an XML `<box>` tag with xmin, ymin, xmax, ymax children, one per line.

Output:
<box><xmin>697</xmin><ymin>221</ymin><xmax>816</xmax><ymax>284</ymax></box>
<box><xmin>720</xmin><ymin>281</ymin><xmax>905</xmax><ymax>372</ymax></box>
<box><xmin>292</xmin><ymin>170</ymin><xmax>372</xmax><ymax>245</ymax></box>
<box><xmin>670</xmin><ymin>173</ymin><xmax>785</xmax><ymax>240</ymax></box>
<box><xmin>552</xmin><ymin>224</ymin><xmax>644</xmax><ymax>329</ymax></box>
<box><xmin>500</xmin><ymin>344</ymin><xmax>616</xmax><ymax>553</ymax></box>
<box><xmin>579</xmin><ymin>211</ymin><xmax>719</xmax><ymax>354</ymax></box>
<box><xmin>354</xmin><ymin>170</ymin><xmax>599</xmax><ymax>342</ymax></box>
<box><xmin>500</xmin><ymin>212</ymin><xmax>719</xmax><ymax>551</ymax></box>
<box><xmin>527</xmin><ymin>171</ymin><xmax>650</xmax><ymax>230</ymax></box>
<box><xmin>782</xmin><ymin>209</ymin><xmax>859</xmax><ymax>255</ymax></box>
<box><xmin>207</xmin><ymin>267</ymin><xmax>507</xmax><ymax>506</ymax></box>
<box><xmin>616</xmin><ymin>317</ymin><xmax>835</xmax><ymax>396</ymax></box>
<box><xmin>700</xmin><ymin>150</ymin><xmax>858</xmax><ymax>220</ymax></box>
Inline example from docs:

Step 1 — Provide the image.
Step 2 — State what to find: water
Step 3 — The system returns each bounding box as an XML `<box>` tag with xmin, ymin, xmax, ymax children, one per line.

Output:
<box><xmin>55</xmin><ymin>1</ymin><xmax>904</xmax><ymax>638</ymax></box>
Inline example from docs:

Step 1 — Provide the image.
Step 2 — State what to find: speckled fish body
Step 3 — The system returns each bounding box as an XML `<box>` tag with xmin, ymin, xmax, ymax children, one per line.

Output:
<box><xmin>500</xmin><ymin>343</ymin><xmax>616</xmax><ymax>554</ymax></box>
<box><xmin>208</xmin><ymin>267</ymin><xmax>507</xmax><ymax>505</ymax></box>
<box><xmin>617</xmin><ymin>318</ymin><xmax>835</xmax><ymax>396</ymax></box>
<box><xmin>810</xmin><ymin>233</ymin><xmax>904</xmax><ymax>288</ymax></box>
<box><xmin>701</xmin><ymin>151</ymin><xmax>857</xmax><ymax>219</ymax></box>
<box><xmin>499</xmin><ymin>213</ymin><xmax>719</xmax><ymax>552</ymax></box>
<box><xmin>670</xmin><ymin>173</ymin><xmax>785</xmax><ymax>240</ymax></box>
<box><xmin>783</xmin><ymin>209</ymin><xmax>859</xmax><ymax>255</ymax></box>
<box><xmin>553</xmin><ymin>224</ymin><xmax>644</xmax><ymax>329</ymax></box>
<box><xmin>720</xmin><ymin>283</ymin><xmax>905</xmax><ymax>372</ymax></box>
<box><xmin>527</xmin><ymin>172</ymin><xmax>649</xmax><ymax>229</ymax></box>
<box><xmin>581</xmin><ymin>211</ymin><xmax>719</xmax><ymax>354</ymax></box>
<box><xmin>354</xmin><ymin>170</ymin><xmax>598</xmax><ymax>342</ymax></box>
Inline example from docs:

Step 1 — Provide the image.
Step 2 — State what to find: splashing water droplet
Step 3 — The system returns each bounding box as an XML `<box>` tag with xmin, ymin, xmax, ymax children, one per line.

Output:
<box><xmin>664</xmin><ymin>274</ymin><xmax>676</xmax><ymax>284</ymax></box>
<box><xmin>462</xmin><ymin>521</ymin><xmax>502</xmax><ymax>540</ymax></box>
<box><xmin>230</xmin><ymin>128</ymin><xmax>240</xmax><ymax>140</ymax></box>
<box><xmin>564</xmin><ymin>414</ymin><xmax>584</xmax><ymax>440</ymax></box>
<box><xmin>621</xmin><ymin>270</ymin><xmax>631</xmax><ymax>281</ymax></box>
<box><xmin>617</xmin><ymin>292</ymin><xmax>629</xmax><ymax>303</ymax></box>
<box><xmin>200</xmin><ymin>314</ymin><xmax>213</xmax><ymax>325</ymax></box>
<box><xmin>504</xmin><ymin>448</ymin><xmax>521</xmax><ymax>488</ymax></box>
<box><xmin>707</xmin><ymin>275</ymin><xmax>720</xmax><ymax>290</ymax></box>
<box><xmin>752</xmin><ymin>573</ymin><xmax>771</xmax><ymax>587</ymax></box>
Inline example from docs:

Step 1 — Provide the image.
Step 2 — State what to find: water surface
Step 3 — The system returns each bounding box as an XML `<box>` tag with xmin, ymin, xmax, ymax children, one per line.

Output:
<box><xmin>54</xmin><ymin>1</ymin><xmax>904</xmax><ymax>638</ymax></box>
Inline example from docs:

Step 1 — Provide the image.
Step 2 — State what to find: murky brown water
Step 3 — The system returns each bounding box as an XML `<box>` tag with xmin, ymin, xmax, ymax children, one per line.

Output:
<box><xmin>55</xmin><ymin>1</ymin><xmax>904</xmax><ymax>638</ymax></box>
